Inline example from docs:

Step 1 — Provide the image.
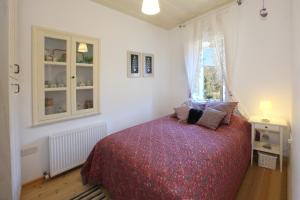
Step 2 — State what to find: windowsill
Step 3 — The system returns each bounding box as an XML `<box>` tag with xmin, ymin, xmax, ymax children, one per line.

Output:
<box><xmin>190</xmin><ymin>99</ymin><xmax>222</xmax><ymax>104</ymax></box>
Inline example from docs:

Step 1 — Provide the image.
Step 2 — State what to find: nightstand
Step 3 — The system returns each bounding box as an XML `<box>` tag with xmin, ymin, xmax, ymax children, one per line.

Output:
<box><xmin>249</xmin><ymin>116</ymin><xmax>288</xmax><ymax>172</ymax></box>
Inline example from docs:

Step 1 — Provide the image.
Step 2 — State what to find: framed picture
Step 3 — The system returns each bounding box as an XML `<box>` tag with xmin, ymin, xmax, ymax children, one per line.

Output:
<box><xmin>127</xmin><ymin>51</ymin><xmax>141</xmax><ymax>78</ymax></box>
<box><xmin>142</xmin><ymin>53</ymin><xmax>154</xmax><ymax>77</ymax></box>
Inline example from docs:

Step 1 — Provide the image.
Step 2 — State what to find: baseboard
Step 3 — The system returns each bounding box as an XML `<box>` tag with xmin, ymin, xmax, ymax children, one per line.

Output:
<box><xmin>21</xmin><ymin>176</ymin><xmax>44</xmax><ymax>198</ymax></box>
<box><xmin>22</xmin><ymin>165</ymin><xmax>83</xmax><ymax>188</ymax></box>
<box><xmin>22</xmin><ymin>176</ymin><xmax>44</xmax><ymax>188</ymax></box>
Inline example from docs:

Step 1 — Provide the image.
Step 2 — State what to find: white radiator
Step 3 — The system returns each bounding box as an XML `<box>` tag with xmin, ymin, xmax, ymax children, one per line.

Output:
<box><xmin>49</xmin><ymin>123</ymin><xmax>107</xmax><ymax>177</ymax></box>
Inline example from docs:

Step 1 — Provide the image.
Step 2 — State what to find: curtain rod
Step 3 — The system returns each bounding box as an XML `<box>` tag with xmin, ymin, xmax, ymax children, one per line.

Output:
<box><xmin>178</xmin><ymin>0</ymin><xmax>246</xmax><ymax>28</ymax></box>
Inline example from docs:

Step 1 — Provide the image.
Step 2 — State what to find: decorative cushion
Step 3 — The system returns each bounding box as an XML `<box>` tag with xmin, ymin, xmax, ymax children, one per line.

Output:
<box><xmin>197</xmin><ymin>107</ymin><xmax>227</xmax><ymax>130</ymax></box>
<box><xmin>189</xmin><ymin>101</ymin><xmax>206</xmax><ymax>110</ymax></box>
<box><xmin>206</xmin><ymin>102</ymin><xmax>238</xmax><ymax>124</ymax></box>
<box><xmin>187</xmin><ymin>109</ymin><xmax>204</xmax><ymax>124</ymax></box>
<box><xmin>174</xmin><ymin>105</ymin><xmax>190</xmax><ymax>122</ymax></box>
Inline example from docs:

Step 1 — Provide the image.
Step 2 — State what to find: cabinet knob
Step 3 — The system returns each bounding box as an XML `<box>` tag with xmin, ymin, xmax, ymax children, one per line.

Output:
<box><xmin>11</xmin><ymin>83</ymin><xmax>20</xmax><ymax>94</ymax></box>
<box><xmin>14</xmin><ymin>64</ymin><xmax>20</xmax><ymax>74</ymax></box>
<box><xmin>265</xmin><ymin>126</ymin><xmax>268</xmax><ymax>129</ymax></box>
<box><xmin>71</xmin><ymin>76</ymin><xmax>75</xmax><ymax>79</ymax></box>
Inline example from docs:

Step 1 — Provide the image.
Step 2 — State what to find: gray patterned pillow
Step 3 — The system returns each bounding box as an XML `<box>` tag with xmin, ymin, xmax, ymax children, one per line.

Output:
<box><xmin>174</xmin><ymin>105</ymin><xmax>190</xmax><ymax>122</ymax></box>
<box><xmin>206</xmin><ymin>102</ymin><xmax>238</xmax><ymax>124</ymax></box>
<box><xmin>197</xmin><ymin>107</ymin><xmax>227</xmax><ymax>130</ymax></box>
<box><xmin>189</xmin><ymin>100</ymin><xmax>206</xmax><ymax>110</ymax></box>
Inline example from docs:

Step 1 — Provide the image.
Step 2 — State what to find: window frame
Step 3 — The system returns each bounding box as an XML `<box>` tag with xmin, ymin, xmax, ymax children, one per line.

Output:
<box><xmin>191</xmin><ymin>38</ymin><xmax>226</xmax><ymax>103</ymax></box>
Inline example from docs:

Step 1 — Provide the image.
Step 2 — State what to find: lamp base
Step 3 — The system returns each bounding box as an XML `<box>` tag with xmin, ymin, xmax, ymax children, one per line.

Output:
<box><xmin>261</xmin><ymin>118</ymin><xmax>270</xmax><ymax>123</ymax></box>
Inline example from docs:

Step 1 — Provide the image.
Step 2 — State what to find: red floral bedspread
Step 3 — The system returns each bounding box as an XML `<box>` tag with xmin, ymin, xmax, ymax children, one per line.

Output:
<box><xmin>81</xmin><ymin>115</ymin><xmax>251</xmax><ymax>200</ymax></box>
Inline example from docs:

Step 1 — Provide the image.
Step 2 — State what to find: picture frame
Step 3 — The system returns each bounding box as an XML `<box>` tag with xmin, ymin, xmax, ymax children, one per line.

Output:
<box><xmin>127</xmin><ymin>51</ymin><xmax>141</xmax><ymax>78</ymax></box>
<box><xmin>142</xmin><ymin>53</ymin><xmax>154</xmax><ymax>77</ymax></box>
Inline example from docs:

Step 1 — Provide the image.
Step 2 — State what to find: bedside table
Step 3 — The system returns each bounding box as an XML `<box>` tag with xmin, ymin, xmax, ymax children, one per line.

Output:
<box><xmin>249</xmin><ymin>116</ymin><xmax>288</xmax><ymax>172</ymax></box>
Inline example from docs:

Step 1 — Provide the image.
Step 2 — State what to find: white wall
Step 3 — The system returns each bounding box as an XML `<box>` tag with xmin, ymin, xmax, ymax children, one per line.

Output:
<box><xmin>169</xmin><ymin>29</ymin><xmax>189</xmax><ymax>106</ymax></box>
<box><xmin>169</xmin><ymin>0</ymin><xmax>292</xmax><ymax>153</ymax></box>
<box><xmin>291</xmin><ymin>0</ymin><xmax>300</xmax><ymax>199</ymax></box>
<box><xmin>231</xmin><ymin>0</ymin><xmax>292</xmax><ymax>121</ymax></box>
<box><xmin>19</xmin><ymin>0</ymin><xmax>172</xmax><ymax>183</ymax></box>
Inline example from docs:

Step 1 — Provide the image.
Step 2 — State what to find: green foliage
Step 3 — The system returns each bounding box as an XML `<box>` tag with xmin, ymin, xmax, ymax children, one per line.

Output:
<box><xmin>204</xmin><ymin>66</ymin><xmax>221</xmax><ymax>100</ymax></box>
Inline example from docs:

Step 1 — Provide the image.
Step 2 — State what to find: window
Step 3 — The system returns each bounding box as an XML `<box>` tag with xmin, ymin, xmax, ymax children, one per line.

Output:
<box><xmin>191</xmin><ymin>39</ymin><xmax>225</xmax><ymax>102</ymax></box>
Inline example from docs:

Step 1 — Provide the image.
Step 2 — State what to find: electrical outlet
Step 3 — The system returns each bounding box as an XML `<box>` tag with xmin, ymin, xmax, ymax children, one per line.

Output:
<box><xmin>21</xmin><ymin>146</ymin><xmax>38</xmax><ymax>157</ymax></box>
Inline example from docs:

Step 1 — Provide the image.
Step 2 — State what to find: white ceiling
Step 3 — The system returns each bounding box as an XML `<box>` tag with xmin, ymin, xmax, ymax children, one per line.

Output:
<box><xmin>92</xmin><ymin>0</ymin><xmax>235</xmax><ymax>29</ymax></box>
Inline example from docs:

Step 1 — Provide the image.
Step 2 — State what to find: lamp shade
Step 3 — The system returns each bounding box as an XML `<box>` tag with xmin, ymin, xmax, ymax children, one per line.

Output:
<box><xmin>260</xmin><ymin>101</ymin><xmax>272</xmax><ymax>112</ymax></box>
<box><xmin>259</xmin><ymin>100</ymin><xmax>272</xmax><ymax>119</ymax></box>
<box><xmin>78</xmin><ymin>43</ymin><xmax>88</xmax><ymax>53</ymax></box>
<box><xmin>142</xmin><ymin>0</ymin><xmax>160</xmax><ymax>15</ymax></box>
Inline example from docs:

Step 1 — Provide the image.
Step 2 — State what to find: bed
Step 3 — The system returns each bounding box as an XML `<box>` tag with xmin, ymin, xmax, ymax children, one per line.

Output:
<box><xmin>81</xmin><ymin>115</ymin><xmax>251</xmax><ymax>200</ymax></box>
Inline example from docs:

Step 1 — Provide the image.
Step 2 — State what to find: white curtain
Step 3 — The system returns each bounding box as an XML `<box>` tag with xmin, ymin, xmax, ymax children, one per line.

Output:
<box><xmin>182</xmin><ymin>22</ymin><xmax>204</xmax><ymax>101</ymax></box>
<box><xmin>182</xmin><ymin>6</ymin><xmax>238</xmax><ymax>102</ymax></box>
<box><xmin>182</xmin><ymin>6</ymin><xmax>249</xmax><ymax>117</ymax></box>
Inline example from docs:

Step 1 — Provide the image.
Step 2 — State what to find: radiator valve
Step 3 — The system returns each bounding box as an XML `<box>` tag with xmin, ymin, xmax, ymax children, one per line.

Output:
<box><xmin>43</xmin><ymin>171</ymin><xmax>50</xmax><ymax>180</ymax></box>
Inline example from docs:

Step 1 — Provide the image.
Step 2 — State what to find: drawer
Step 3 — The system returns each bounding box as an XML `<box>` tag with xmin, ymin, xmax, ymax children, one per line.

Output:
<box><xmin>254</xmin><ymin>123</ymin><xmax>280</xmax><ymax>132</ymax></box>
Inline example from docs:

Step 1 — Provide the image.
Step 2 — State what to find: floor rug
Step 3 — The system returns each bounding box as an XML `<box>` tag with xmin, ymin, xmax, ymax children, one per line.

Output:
<box><xmin>70</xmin><ymin>185</ymin><xmax>108</xmax><ymax>200</ymax></box>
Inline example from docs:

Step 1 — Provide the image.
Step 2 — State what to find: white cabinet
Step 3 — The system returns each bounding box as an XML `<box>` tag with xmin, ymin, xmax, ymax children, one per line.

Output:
<box><xmin>32</xmin><ymin>27</ymin><xmax>100</xmax><ymax>125</ymax></box>
<box><xmin>249</xmin><ymin>116</ymin><xmax>288</xmax><ymax>172</ymax></box>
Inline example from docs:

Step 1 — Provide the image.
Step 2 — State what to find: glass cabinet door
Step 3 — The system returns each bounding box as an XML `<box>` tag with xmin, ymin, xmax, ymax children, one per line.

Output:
<box><xmin>42</xmin><ymin>36</ymin><xmax>70</xmax><ymax>118</ymax></box>
<box><xmin>72</xmin><ymin>39</ymin><xmax>98</xmax><ymax>114</ymax></box>
<box><xmin>33</xmin><ymin>27</ymin><xmax>99</xmax><ymax>125</ymax></box>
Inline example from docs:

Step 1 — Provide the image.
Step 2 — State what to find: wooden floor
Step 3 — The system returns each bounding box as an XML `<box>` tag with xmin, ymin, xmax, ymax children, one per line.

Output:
<box><xmin>21</xmin><ymin>162</ymin><xmax>287</xmax><ymax>200</ymax></box>
<box><xmin>236</xmin><ymin>162</ymin><xmax>287</xmax><ymax>200</ymax></box>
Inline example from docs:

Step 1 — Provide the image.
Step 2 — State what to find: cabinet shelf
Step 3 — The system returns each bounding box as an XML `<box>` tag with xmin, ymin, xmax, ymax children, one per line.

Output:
<box><xmin>76</xmin><ymin>86</ymin><xmax>93</xmax><ymax>90</ymax></box>
<box><xmin>253</xmin><ymin>141</ymin><xmax>280</xmax><ymax>155</ymax></box>
<box><xmin>76</xmin><ymin>63</ymin><xmax>93</xmax><ymax>67</ymax></box>
<box><xmin>44</xmin><ymin>87</ymin><xmax>67</xmax><ymax>92</ymax></box>
<box><xmin>44</xmin><ymin>61</ymin><xmax>67</xmax><ymax>66</ymax></box>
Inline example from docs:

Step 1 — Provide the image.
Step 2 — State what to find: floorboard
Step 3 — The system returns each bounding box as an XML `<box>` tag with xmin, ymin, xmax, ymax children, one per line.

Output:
<box><xmin>21</xmin><ymin>162</ymin><xmax>287</xmax><ymax>200</ymax></box>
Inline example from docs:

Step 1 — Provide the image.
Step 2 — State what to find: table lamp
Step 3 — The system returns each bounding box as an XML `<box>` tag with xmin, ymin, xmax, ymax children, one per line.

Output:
<box><xmin>78</xmin><ymin>43</ymin><xmax>88</xmax><ymax>53</ymax></box>
<box><xmin>259</xmin><ymin>100</ymin><xmax>272</xmax><ymax>123</ymax></box>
